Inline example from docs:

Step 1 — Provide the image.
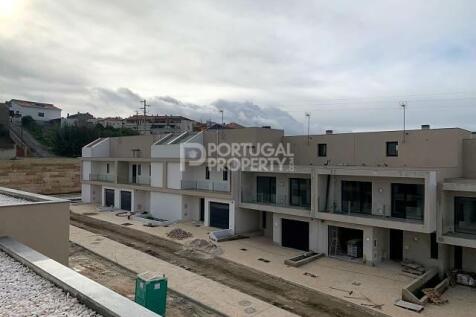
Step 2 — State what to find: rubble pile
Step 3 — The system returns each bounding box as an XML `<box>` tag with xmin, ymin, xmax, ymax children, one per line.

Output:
<box><xmin>167</xmin><ymin>228</ymin><xmax>193</xmax><ymax>240</ymax></box>
<box><xmin>188</xmin><ymin>239</ymin><xmax>223</xmax><ymax>256</ymax></box>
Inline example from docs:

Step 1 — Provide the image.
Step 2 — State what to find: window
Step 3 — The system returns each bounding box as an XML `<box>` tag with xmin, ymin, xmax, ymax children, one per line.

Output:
<box><xmin>205</xmin><ymin>166</ymin><xmax>210</xmax><ymax>180</ymax></box>
<box><xmin>38</xmin><ymin>112</ymin><xmax>45</xmax><ymax>117</ymax></box>
<box><xmin>318</xmin><ymin>143</ymin><xmax>327</xmax><ymax>157</ymax></box>
<box><xmin>386</xmin><ymin>141</ymin><xmax>398</xmax><ymax>157</ymax></box>
<box><xmin>341</xmin><ymin>181</ymin><xmax>372</xmax><ymax>214</ymax></box>
<box><xmin>138</xmin><ymin>164</ymin><xmax>142</xmax><ymax>176</ymax></box>
<box><xmin>289</xmin><ymin>178</ymin><xmax>311</xmax><ymax>208</ymax></box>
<box><xmin>106</xmin><ymin>163</ymin><xmax>110</xmax><ymax>174</ymax></box>
<box><xmin>257</xmin><ymin>176</ymin><xmax>276</xmax><ymax>203</ymax></box>
<box><xmin>430</xmin><ymin>232</ymin><xmax>438</xmax><ymax>259</ymax></box>
<box><xmin>223</xmin><ymin>167</ymin><xmax>228</xmax><ymax>181</ymax></box>
<box><xmin>391</xmin><ymin>183</ymin><xmax>424</xmax><ymax>220</ymax></box>
<box><xmin>262</xmin><ymin>211</ymin><xmax>267</xmax><ymax>229</ymax></box>
<box><xmin>454</xmin><ymin>196</ymin><xmax>476</xmax><ymax>235</ymax></box>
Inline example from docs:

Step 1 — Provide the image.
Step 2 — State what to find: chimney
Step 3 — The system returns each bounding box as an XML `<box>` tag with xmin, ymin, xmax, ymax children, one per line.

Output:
<box><xmin>421</xmin><ymin>124</ymin><xmax>430</xmax><ymax>130</ymax></box>
<box><xmin>326</xmin><ymin>129</ymin><xmax>333</xmax><ymax>135</ymax></box>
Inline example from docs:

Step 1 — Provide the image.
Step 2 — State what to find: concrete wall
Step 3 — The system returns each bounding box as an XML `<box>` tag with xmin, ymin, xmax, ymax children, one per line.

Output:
<box><xmin>234</xmin><ymin>207</ymin><xmax>260</xmax><ymax>234</ymax></box>
<box><xmin>0</xmin><ymin>190</ymin><xmax>69</xmax><ymax>265</ymax></box>
<box><xmin>109</xmin><ymin>135</ymin><xmax>160</xmax><ymax>158</ymax></box>
<box><xmin>0</xmin><ymin>158</ymin><xmax>80</xmax><ymax>194</ymax></box>
<box><xmin>150</xmin><ymin>191</ymin><xmax>183</xmax><ymax>221</ymax></box>
<box><xmin>462</xmin><ymin>247</ymin><xmax>476</xmax><ymax>272</ymax></box>
<box><xmin>0</xmin><ymin>147</ymin><xmax>15</xmax><ymax>160</ymax></box>
<box><xmin>182</xmin><ymin>195</ymin><xmax>200</xmax><ymax>221</ymax></box>
<box><xmin>285</xmin><ymin>128</ymin><xmax>469</xmax><ymax>175</ymax></box>
<box><xmin>463</xmin><ymin>138</ymin><xmax>476</xmax><ymax>178</ymax></box>
<box><xmin>151</xmin><ymin>162</ymin><xmax>164</xmax><ymax>187</ymax></box>
<box><xmin>0</xmin><ymin>103</ymin><xmax>9</xmax><ymax>128</ymax></box>
<box><xmin>134</xmin><ymin>190</ymin><xmax>150</xmax><ymax>212</ymax></box>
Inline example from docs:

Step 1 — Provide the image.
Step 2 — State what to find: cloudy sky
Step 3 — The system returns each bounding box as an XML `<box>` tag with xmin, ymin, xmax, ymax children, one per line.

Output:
<box><xmin>1</xmin><ymin>0</ymin><xmax>475</xmax><ymax>134</ymax></box>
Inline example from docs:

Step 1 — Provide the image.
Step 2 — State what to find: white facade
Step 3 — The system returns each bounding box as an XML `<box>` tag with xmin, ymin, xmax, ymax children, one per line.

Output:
<box><xmin>8</xmin><ymin>100</ymin><xmax>61</xmax><ymax>121</ymax></box>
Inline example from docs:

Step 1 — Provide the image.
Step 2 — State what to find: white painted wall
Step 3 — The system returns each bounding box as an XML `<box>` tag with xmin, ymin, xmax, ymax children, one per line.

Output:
<box><xmin>167</xmin><ymin>162</ymin><xmax>182</xmax><ymax>189</ymax></box>
<box><xmin>82</xmin><ymin>161</ymin><xmax>91</xmax><ymax>181</ymax></box>
<box><xmin>151</xmin><ymin>162</ymin><xmax>164</xmax><ymax>187</ymax></box>
<box><xmin>81</xmin><ymin>184</ymin><xmax>92</xmax><ymax>202</ymax></box>
<box><xmin>150</xmin><ymin>192</ymin><xmax>183</xmax><ymax>221</ymax></box>
<box><xmin>10</xmin><ymin>103</ymin><xmax>61</xmax><ymax>121</ymax></box>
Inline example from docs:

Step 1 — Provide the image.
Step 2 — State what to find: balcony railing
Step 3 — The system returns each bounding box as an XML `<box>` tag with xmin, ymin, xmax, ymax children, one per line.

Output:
<box><xmin>117</xmin><ymin>176</ymin><xmax>151</xmax><ymax>186</ymax></box>
<box><xmin>181</xmin><ymin>180</ymin><xmax>230</xmax><ymax>192</ymax></box>
<box><xmin>89</xmin><ymin>174</ymin><xmax>114</xmax><ymax>182</ymax></box>
<box><xmin>241</xmin><ymin>197</ymin><xmax>311</xmax><ymax>210</ymax></box>
<box><xmin>319</xmin><ymin>208</ymin><xmax>424</xmax><ymax>222</ymax></box>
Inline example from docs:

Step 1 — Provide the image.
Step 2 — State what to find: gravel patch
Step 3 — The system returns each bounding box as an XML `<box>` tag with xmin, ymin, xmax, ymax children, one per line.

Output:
<box><xmin>0</xmin><ymin>193</ymin><xmax>32</xmax><ymax>206</ymax></box>
<box><xmin>0</xmin><ymin>251</ymin><xmax>101</xmax><ymax>317</ymax></box>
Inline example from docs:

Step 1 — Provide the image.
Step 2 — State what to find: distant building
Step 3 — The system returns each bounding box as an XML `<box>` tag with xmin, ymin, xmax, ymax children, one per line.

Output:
<box><xmin>6</xmin><ymin>99</ymin><xmax>62</xmax><ymax>122</ymax></box>
<box><xmin>63</xmin><ymin>112</ymin><xmax>95</xmax><ymax>127</ymax></box>
<box><xmin>97</xmin><ymin>117</ymin><xmax>124</xmax><ymax>129</ymax></box>
<box><xmin>121</xmin><ymin>114</ymin><xmax>196</xmax><ymax>135</ymax></box>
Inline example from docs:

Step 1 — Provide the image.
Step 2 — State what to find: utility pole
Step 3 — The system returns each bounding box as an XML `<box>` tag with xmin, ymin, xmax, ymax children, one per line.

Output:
<box><xmin>305</xmin><ymin>112</ymin><xmax>311</xmax><ymax>145</ymax></box>
<box><xmin>139</xmin><ymin>99</ymin><xmax>150</xmax><ymax>134</ymax></box>
<box><xmin>401</xmin><ymin>102</ymin><xmax>407</xmax><ymax>143</ymax></box>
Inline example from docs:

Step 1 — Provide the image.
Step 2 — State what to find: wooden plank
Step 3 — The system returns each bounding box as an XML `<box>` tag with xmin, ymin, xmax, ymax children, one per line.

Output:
<box><xmin>394</xmin><ymin>300</ymin><xmax>424</xmax><ymax>313</ymax></box>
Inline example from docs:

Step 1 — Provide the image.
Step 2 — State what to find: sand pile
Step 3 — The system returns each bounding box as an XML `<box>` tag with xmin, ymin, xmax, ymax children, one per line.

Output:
<box><xmin>167</xmin><ymin>228</ymin><xmax>193</xmax><ymax>240</ymax></box>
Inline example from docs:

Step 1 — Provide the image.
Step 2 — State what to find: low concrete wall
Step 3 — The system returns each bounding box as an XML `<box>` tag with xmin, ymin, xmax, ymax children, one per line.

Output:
<box><xmin>0</xmin><ymin>147</ymin><xmax>15</xmax><ymax>160</ymax></box>
<box><xmin>0</xmin><ymin>187</ymin><xmax>70</xmax><ymax>264</ymax></box>
<box><xmin>0</xmin><ymin>158</ymin><xmax>80</xmax><ymax>194</ymax></box>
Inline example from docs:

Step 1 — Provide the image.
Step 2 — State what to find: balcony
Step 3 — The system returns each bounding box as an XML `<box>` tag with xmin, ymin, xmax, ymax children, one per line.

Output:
<box><xmin>181</xmin><ymin>180</ymin><xmax>230</xmax><ymax>192</ymax></box>
<box><xmin>89</xmin><ymin>174</ymin><xmax>114</xmax><ymax>183</ymax></box>
<box><xmin>241</xmin><ymin>196</ymin><xmax>311</xmax><ymax>211</ymax></box>
<box><xmin>117</xmin><ymin>176</ymin><xmax>151</xmax><ymax>186</ymax></box>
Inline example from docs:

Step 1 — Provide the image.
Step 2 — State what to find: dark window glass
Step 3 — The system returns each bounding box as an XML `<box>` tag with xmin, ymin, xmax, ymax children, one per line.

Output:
<box><xmin>391</xmin><ymin>183</ymin><xmax>424</xmax><ymax>220</ymax></box>
<box><xmin>341</xmin><ymin>181</ymin><xmax>372</xmax><ymax>214</ymax></box>
<box><xmin>138</xmin><ymin>164</ymin><xmax>142</xmax><ymax>176</ymax></box>
<box><xmin>454</xmin><ymin>197</ymin><xmax>476</xmax><ymax>235</ymax></box>
<box><xmin>430</xmin><ymin>232</ymin><xmax>438</xmax><ymax>259</ymax></box>
<box><xmin>318</xmin><ymin>143</ymin><xmax>327</xmax><ymax>157</ymax></box>
<box><xmin>106</xmin><ymin>163</ymin><xmax>110</xmax><ymax>174</ymax></box>
<box><xmin>386</xmin><ymin>141</ymin><xmax>398</xmax><ymax>157</ymax></box>
<box><xmin>205</xmin><ymin>166</ymin><xmax>210</xmax><ymax>180</ymax></box>
<box><xmin>289</xmin><ymin>178</ymin><xmax>311</xmax><ymax>208</ymax></box>
<box><xmin>257</xmin><ymin>176</ymin><xmax>276</xmax><ymax>204</ymax></box>
<box><xmin>223</xmin><ymin>167</ymin><xmax>228</xmax><ymax>181</ymax></box>
<box><xmin>38</xmin><ymin>112</ymin><xmax>45</xmax><ymax>117</ymax></box>
<box><xmin>262</xmin><ymin>211</ymin><xmax>267</xmax><ymax>229</ymax></box>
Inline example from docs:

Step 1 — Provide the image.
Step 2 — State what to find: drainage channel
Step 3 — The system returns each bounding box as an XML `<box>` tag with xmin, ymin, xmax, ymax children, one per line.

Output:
<box><xmin>71</xmin><ymin>212</ymin><xmax>386</xmax><ymax>317</ymax></box>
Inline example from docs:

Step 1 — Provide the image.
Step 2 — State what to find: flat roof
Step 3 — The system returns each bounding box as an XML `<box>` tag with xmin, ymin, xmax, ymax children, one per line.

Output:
<box><xmin>285</xmin><ymin>127</ymin><xmax>471</xmax><ymax>138</ymax></box>
<box><xmin>0</xmin><ymin>250</ymin><xmax>102</xmax><ymax>316</ymax></box>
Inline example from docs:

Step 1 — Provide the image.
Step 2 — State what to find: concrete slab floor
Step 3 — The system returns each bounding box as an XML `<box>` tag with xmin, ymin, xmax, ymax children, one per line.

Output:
<box><xmin>71</xmin><ymin>204</ymin><xmax>476</xmax><ymax>317</ymax></box>
<box><xmin>70</xmin><ymin>225</ymin><xmax>297</xmax><ymax>317</ymax></box>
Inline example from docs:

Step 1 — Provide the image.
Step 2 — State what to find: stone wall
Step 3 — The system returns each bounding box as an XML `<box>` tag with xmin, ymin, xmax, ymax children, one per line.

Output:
<box><xmin>0</xmin><ymin>158</ymin><xmax>80</xmax><ymax>194</ymax></box>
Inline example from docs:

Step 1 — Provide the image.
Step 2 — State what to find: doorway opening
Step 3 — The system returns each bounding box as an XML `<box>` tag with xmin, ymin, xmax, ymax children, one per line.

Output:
<box><xmin>328</xmin><ymin>226</ymin><xmax>363</xmax><ymax>262</ymax></box>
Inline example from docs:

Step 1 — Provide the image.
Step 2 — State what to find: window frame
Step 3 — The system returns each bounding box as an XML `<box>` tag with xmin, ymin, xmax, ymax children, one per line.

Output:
<box><xmin>386</xmin><ymin>141</ymin><xmax>399</xmax><ymax>157</ymax></box>
<box><xmin>318</xmin><ymin>143</ymin><xmax>327</xmax><ymax>157</ymax></box>
<box><xmin>289</xmin><ymin>178</ymin><xmax>311</xmax><ymax>208</ymax></box>
<box><xmin>391</xmin><ymin>183</ymin><xmax>425</xmax><ymax>221</ymax></box>
<box><xmin>205</xmin><ymin>166</ymin><xmax>210</xmax><ymax>180</ymax></box>
<box><xmin>223</xmin><ymin>167</ymin><xmax>228</xmax><ymax>181</ymax></box>
<box><xmin>341</xmin><ymin>180</ymin><xmax>372</xmax><ymax>215</ymax></box>
<box><xmin>38</xmin><ymin>112</ymin><xmax>45</xmax><ymax>117</ymax></box>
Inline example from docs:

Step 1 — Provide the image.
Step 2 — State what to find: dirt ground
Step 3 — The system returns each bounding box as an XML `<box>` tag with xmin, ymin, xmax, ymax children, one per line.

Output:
<box><xmin>72</xmin><ymin>213</ymin><xmax>384</xmax><ymax>317</ymax></box>
<box><xmin>69</xmin><ymin>242</ymin><xmax>222</xmax><ymax>317</ymax></box>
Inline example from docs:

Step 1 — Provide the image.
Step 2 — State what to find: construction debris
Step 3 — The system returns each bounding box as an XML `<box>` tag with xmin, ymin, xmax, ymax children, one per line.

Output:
<box><xmin>422</xmin><ymin>288</ymin><xmax>448</xmax><ymax>305</ymax></box>
<box><xmin>167</xmin><ymin>228</ymin><xmax>193</xmax><ymax>240</ymax></box>
<box><xmin>455</xmin><ymin>272</ymin><xmax>476</xmax><ymax>287</ymax></box>
<box><xmin>394</xmin><ymin>300</ymin><xmax>424</xmax><ymax>313</ymax></box>
<box><xmin>188</xmin><ymin>239</ymin><xmax>223</xmax><ymax>256</ymax></box>
<box><xmin>284</xmin><ymin>251</ymin><xmax>323</xmax><ymax>267</ymax></box>
<box><xmin>401</xmin><ymin>261</ymin><xmax>426</xmax><ymax>276</ymax></box>
<box><xmin>329</xmin><ymin>286</ymin><xmax>353</xmax><ymax>295</ymax></box>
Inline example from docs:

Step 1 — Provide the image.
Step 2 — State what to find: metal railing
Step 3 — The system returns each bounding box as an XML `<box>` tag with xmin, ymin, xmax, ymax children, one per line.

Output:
<box><xmin>181</xmin><ymin>180</ymin><xmax>230</xmax><ymax>192</ymax></box>
<box><xmin>117</xmin><ymin>175</ymin><xmax>151</xmax><ymax>186</ymax></box>
<box><xmin>89</xmin><ymin>174</ymin><xmax>114</xmax><ymax>182</ymax></box>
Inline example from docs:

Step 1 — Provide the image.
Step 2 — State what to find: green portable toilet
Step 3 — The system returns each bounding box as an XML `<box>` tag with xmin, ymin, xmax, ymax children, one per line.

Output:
<box><xmin>135</xmin><ymin>272</ymin><xmax>168</xmax><ymax>316</ymax></box>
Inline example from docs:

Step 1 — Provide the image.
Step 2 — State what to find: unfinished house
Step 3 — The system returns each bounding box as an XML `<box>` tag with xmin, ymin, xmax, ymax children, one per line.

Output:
<box><xmin>81</xmin><ymin>126</ymin><xmax>476</xmax><ymax>275</ymax></box>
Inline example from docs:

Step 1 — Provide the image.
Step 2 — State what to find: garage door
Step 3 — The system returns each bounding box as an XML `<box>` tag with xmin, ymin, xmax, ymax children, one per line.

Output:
<box><xmin>282</xmin><ymin>219</ymin><xmax>309</xmax><ymax>251</ymax></box>
<box><xmin>120</xmin><ymin>191</ymin><xmax>132</xmax><ymax>211</ymax></box>
<box><xmin>105</xmin><ymin>189</ymin><xmax>114</xmax><ymax>207</ymax></box>
<box><xmin>209</xmin><ymin>202</ymin><xmax>229</xmax><ymax>229</ymax></box>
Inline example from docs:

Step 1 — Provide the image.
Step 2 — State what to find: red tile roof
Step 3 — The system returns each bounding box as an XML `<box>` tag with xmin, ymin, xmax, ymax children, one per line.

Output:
<box><xmin>9</xmin><ymin>99</ymin><xmax>61</xmax><ymax>111</ymax></box>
